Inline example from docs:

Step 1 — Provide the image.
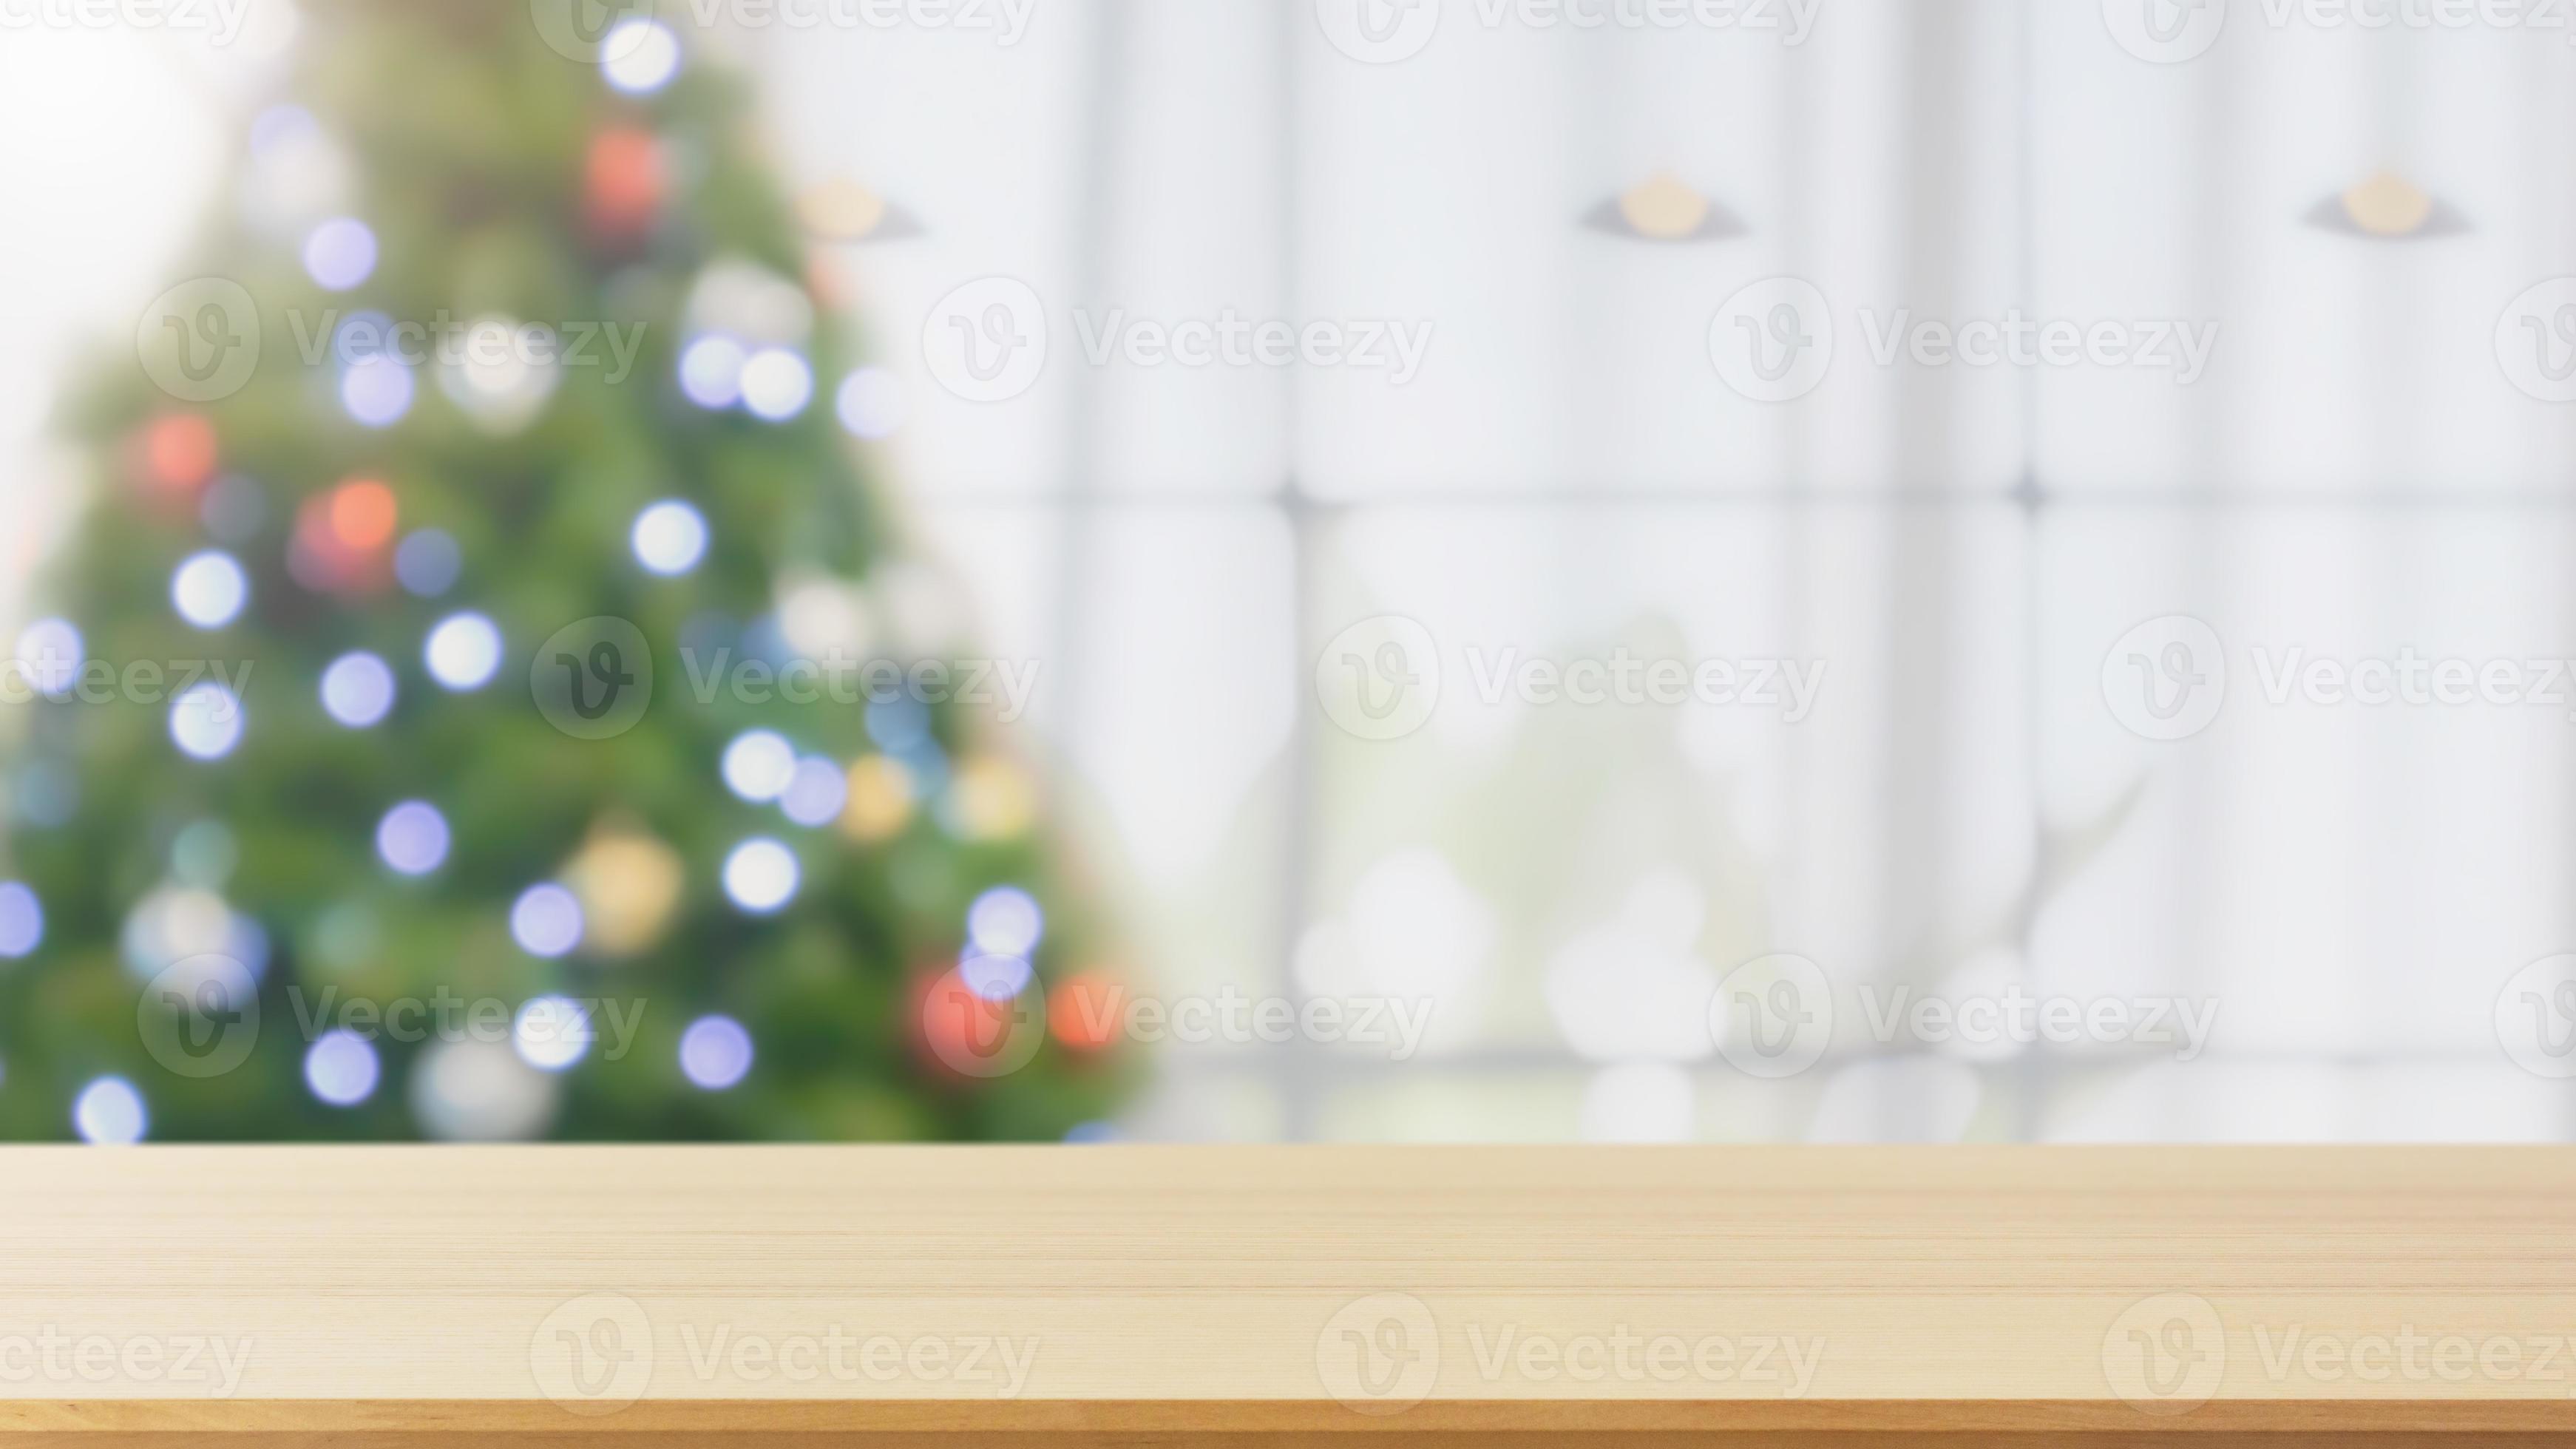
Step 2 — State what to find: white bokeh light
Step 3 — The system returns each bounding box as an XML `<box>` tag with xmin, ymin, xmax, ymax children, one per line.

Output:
<box><xmin>319</xmin><ymin>651</ymin><xmax>396</xmax><ymax>727</ymax></box>
<box><xmin>302</xmin><ymin>216</ymin><xmax>376</xmax><ymax>291</ymax></box>
<box><xmin>722</xmin><ymin>730</ymin><xmax>796</xmax><ymax>802</ymax></box>
<box><xmin>739</xmin><ymin>347</ymin><xmax>813</xmax><ymax>421</ymax></box>
<box><xmin>722</xmin><ymin>837</ymin><xmax>799</xmax><ymax>914</ymax></box>
<box><xmin>171</xmin><ymin>551</ymin><xmax>248</xmax><ymax>629</ymax></box>
<box><xmin>678</xmin><ymin>336</ymin><xmax>745</xmax><ymax>408</ymax></box>
<box><xmin>509</xmin><ymin>883</ymin><xmax>584</xmax><ymax>958</ymax></box>
<box><xmin>966</xmin><ymin>886</ymin><xmax>1044</xmax><ymax>958</ymax></box>
<box><xmin>305</xmin><ymin>1030</ymin><xmax>381</xmax><ymax>1107</ymax></box>
<box><xmin>512</xmin><ymin>995</ymin><xmax>595</xmax><ymax>1072</ymax></box>
<box><xmin>631</xmin><ymin>499</ymin><xmax>708</xmax><ymax>576</ymax></box>
<box><xmin>601</xmin><ymin>18</ymin><xmax>681</xmax><ymax>94</ymax></box>
<box><xmin>341</xmin><ymin>353</ymin><xmax>414</xmax><ymax>427</ymax></box>
<box><xmin>13</xmin><ymin>617</ymin><xmax>82</xmax><ymax>696</ymax></box>
<box><xmin>835</xmin><ymin>367</ymin><xmax>904</xmax><ymax>439</ymax></box>
<box><xmin>376</xmin><ymin>801</ymin><xmax>450</xmax><ymax>876</ymax></box>
<box><xmin>74</xmin><ymin>1076</ymin><xmax>146</xmax><ymax>1144</ymax></box>
<box><xmin>424</xmin><ymin>613</ymin><xmax>503</xmax><ymax>691</ymax></box>
<box><xmin>0</xmin><ymin>882</ymin><xmax>41</xmax><ymax>957</ymax></box>
<box><xmin>169</xmin><ymin>681</ymin><xmax>245</xmax><ymax>760</ymax></box>
<box><xmin>779</xmin><ymin>756</ymin><xmax>848</xmax><ymax>828</ymax></box>
<box><xmin>679</xmin><ymin>1015</ymin><xmax>753</xmax><ymax>1090</ymax></box>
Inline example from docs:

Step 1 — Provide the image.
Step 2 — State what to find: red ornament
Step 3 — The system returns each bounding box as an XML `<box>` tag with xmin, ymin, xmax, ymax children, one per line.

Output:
<box><xmin>586</xmin><ymin>127</ymin><xmax>666</xmax><ymax>237</ymax></box>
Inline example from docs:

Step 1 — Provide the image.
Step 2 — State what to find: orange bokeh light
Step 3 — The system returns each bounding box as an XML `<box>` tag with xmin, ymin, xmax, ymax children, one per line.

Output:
<box><xmin>329</xmin><ymin>479</ymin><xmax>399</xmax><ymax>551</ymax></box>
<box><xmin>141</xmin><ymin>414</ymin><xmax>217</xmax><ymax>491</ymax></box>
<box><xmin>1048</xmin><ymin>973</ymin><xmax>1123</xmax><ymax>1053</ymax></box>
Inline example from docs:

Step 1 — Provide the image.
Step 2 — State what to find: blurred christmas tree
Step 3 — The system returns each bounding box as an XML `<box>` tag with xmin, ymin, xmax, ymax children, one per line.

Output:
<box><xmin>0</xmin><ymin>0</ymin><xmax>1128</xmax><ymax>1141</ymax></box>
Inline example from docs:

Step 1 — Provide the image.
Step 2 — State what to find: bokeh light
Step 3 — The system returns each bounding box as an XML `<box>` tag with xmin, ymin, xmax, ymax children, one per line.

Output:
<box><xmin>779</xmin><ymin>756</ymin><xmax>847</xmax><ymax>827</ymax></box>
<box><xmin>602</xmin><ymin>18</ymin><xmax>681</xmax><ymax>94</ymax></box>
<box><xmin>835</xmin><ymin>367</ymin><xmax>904</xmax><ymax>439</ymax></box>
<box><xmin>959</xmin><ymin>952</ymin><xmax>1033</xmax><ymax>1002</ymax></box>
<box><xmin>319</xmin><ymin>651</ymin><xmax>396</xmax><ymax>727</ymax></box>
<box><xmin>302</xmin><ymin>216</ymin><xmax>377</xmax><ymax>290</ymax></box>
<box><xmin>721</xmin><ymin>730</ymin><xmax>796</xmax><ymax>802</ymax></box>
<box><xmin>305</xmin><ymin>1030</ymin><xmax>381</xmax><ymax>1107</ymax></box>
<box><xmin>0</xmin><ymin>882</ymin><xmax>41</xmax><ymax>957</ymax></box>
<box><xmin>512</xmin><ymin>995</ymin><xmax>594</xmax><ymax>1072</ymax></box>
<box><xmin>678</xmin><ymin>336</ymin><xmax>745</xmax><ymax>408</ymax></box>
<box><xmin>739</xmin><ymin>347</ymin><xmax>813</xmax><ymax>421</ymax></box>
<box><xmin>171</xmin><ymin>550</ymin><xmax>248</xmax><ymax>629</ymax></box>
<box><xmin>510</xmin><ymin>883</ymin><xmax>584</xmax><ymax>958</ymax></box>
<box><xmin>341</xmin><ymin>353</ymin><xmax>413</xmax><ymax>427</ymax></box>
<box><xmin>73</xmin><ymin>1076</ymin><xmax>146</xmax><ymax>1144</ymax></box>
<box><xmin>13</xmin><ymin>617</ymin><xmax>81</xmax><ymax>697</ymax></box>
<box><xmin>631</xmin><ymin>499</ymin><xmax>708</xmax><ymax>576</ymax></box>
<box><xmin>967</xmin><ymin>885</ymin><xmax>1044</xmax><ymax>957</ymax></box>
<box><xmin>722</xmin><ymin>838</ymin><xmax>799</xmax><ymax>914</ymax></box>
<box><xmin>424</xmin><ymin>612</ymin><xmax>502</xmax><ymax>690</ymax></box>
<box><xmin>394</xmin><ymin>529</ymin><xmax>461</xmax><ymax>597</ymax></box>
<box><xmin>376</xmin><ymin>801</ymin><xmax>450</xmax><ymax>876</ymax></box>
<box><xmin>169</xmin><ymin>682</ymin><xmax>245</xmax><ymax>760</ymax></box>
<box><xmin>679</xmin><ymin>1015</ymin><xmax>753</xmax><ymax>1090</ymax></box>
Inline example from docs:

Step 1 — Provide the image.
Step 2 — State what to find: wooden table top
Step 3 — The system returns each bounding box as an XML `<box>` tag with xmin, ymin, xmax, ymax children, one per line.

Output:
<box><xmin>3</xmin><ymin>1144</ymin><xmax>2572</xmax><ymax>1443</ymax></box>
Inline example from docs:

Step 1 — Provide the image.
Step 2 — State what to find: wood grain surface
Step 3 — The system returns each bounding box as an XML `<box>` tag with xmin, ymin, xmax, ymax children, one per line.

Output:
<box><xmin>2</xmin><ymin>1145</ymin><xmax>2572</xmax><ymax>1444</ymax></box>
